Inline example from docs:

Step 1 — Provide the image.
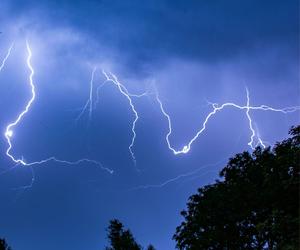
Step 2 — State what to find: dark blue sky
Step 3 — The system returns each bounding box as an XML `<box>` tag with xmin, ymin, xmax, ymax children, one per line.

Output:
<box><xmin>0</xmin><ymin>1</ymin><xmax>299</xmax><ymax>249</ymax></box>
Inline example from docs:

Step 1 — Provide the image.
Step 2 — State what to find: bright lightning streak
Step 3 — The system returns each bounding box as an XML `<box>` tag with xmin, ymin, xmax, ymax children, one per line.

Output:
<box><xmin>4</xmin><ymin>41</ymin><xmax>113</xmax><ymax>174</ymax></box>
<box><xmin>245</xmin><ymin>88</ymin><xmax>265</xmax><ymax>149</ymax></box>
<box><xmin>3</xmin><ymin>41</ymin><xmax>297</xmax><ymax>177</ymax></box>
<box><xmin>129</xmin><ymin>128</ymin><xmax>246</xmax><ymax>191</ymax></box>
<box><xmin>14</xmin><ymin>157</ymin><xmax>113</xmax><ymax>173</ymax></box>
<box><xmin>156</xmin><ymin>87</ymin><xmax>300</xmax><ymax>155</ymax></box>
<box><xmin>0</xmin><ymin>43</ymin><xmax>14</xmax><ymax>72</ymax></box>
<box><xmin>102</xmin><ymin>70</ymin><xmax>147</xmax><ymax>165</ymax></box>
<box><xmin>5</xmin><ymin>41</ymin><xmax>36</xmax><ymax>165</ymax></box>
<box><xmin>76</xmin><ymin>69</ymin><xmax>148</xmax><ymax>166</ymax></box>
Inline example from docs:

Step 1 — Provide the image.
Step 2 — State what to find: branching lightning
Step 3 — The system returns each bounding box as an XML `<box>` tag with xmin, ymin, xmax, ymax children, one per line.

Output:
<box><xmin>3</xmin><ymin>41</ymin><xmax>113</xmax><ymax>174</ymax></box>
<box><xmin>5</xmin><ymin>41</ymin><xmax>36</xmax><ymax>165</ymax></box>
<box><xmin>77</xmin><ymin>68</ymin><xmax>149</xmax><ymax>165</ymax></box>
<box><xmin>155</xmin><ymin>87</ymin><xmax>300</xmax><ymax>155</ymax></box>
<box><xmin>78</xmin><ymin>69</ymin><xmax>299</xmax><ymax>165</ymax></box>
<box><xmin>1</xmin><ymin>40</ymin><xmax>299</xmax><ymax>192</ymax></box>
<box><xmin>12</xmin><ymin>166</ymin><xmax>35</xmax><ymax>191</ymax></box>
<box><xmin>0</xmin><ymin>43</ymin><xmax>14</xmax><ymax>72</ymax></box>
<box><xmin>76</xmin><ymin>66</ymin><xmax>97</xmax><ymax>122</ymax></box>
<box><xmin>129</xmin><ymin>159</ymin><xmax>226</xmax><ymax>190</ymax></box>
<box><xmin>245</xmin><ymin>88</ymin><xmax>264</xmax><ymax>149</ymax></box>
<box><xmin>102</xmin><ymin>70</ymin><xmax>143</xmax><ymax>165</ymax></box>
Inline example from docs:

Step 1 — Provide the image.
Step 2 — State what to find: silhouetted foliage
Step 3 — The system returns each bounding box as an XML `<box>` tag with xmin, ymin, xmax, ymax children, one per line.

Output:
<box><xmin>105</xmin><ymin>219</ymin><xmax>142</xmax><ymax>250</ymax></box>
<box><xmin>146</xmin><ymin>244</ymin><xmax>156</xmax><ymax>250</ymax></box>
<box><xmin>0</xmin><ymin>238</ymin><xmax>12</xmax><ymax>250</ymax></box>
<box><xmin>174</xmin><ymin>125</ymin><xmax>300</xmax><ymax>249</ymax></box>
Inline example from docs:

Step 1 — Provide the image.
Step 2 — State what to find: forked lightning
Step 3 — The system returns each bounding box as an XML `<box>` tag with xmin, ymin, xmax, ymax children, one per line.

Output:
<box><xmin>3</xmin><ymin>41</ymin><xmax>113</xmax><ymax>174</ymax></box>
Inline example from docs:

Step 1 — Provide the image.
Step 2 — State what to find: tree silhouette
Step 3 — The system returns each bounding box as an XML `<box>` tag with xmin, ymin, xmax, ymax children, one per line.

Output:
<box><xmin>174</xmin><ymin>125</ymin><xmax>300</xmax><ymax>249</ymax></box>
<box><xmin>146</xmin><ymin>244</ymin><xmax>156</xmax><ymax>250</ymax></box>
<box><xmin>105</xmin><ymin>219</ymin><xmax>142</xmax><ymax>250</ymax></box>
<box><xmin>0</xmin><ymin>238</ymin><xmax>12</xmax><ymax>250</ymax></box>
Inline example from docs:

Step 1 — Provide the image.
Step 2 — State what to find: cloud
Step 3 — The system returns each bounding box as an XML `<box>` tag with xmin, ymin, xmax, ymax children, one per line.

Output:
<box><xmin>2</xmin><ymin>0</ymin><xmax>298</xmax><ymax>66</ymax></box>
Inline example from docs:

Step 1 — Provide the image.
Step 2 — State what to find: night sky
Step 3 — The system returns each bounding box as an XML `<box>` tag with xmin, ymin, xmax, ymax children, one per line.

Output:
<box><xmin>0</xmin><ymin>1</ymin><xmax>299</xmax><ymax>249</ymax></box>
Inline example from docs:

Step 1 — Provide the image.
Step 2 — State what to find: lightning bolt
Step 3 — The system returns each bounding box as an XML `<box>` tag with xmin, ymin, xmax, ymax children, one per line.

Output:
<box><xmin>3</xmin><ymin>41</ymin><xmax>113</xmax><ymax>174</ymax></box>
<box><xmin>76</xmin><ymin>69</ymin><xmax>148</xmax><ymax>166</ymax></box>
<box><xmin>129</xmin><ymin>159</ymin><xmax>226</xmax><ymax>190</ymax></box>
<box><xmin>101</xmin><ymin>70</ymin><xmax>147</xmax><ymax>165</ymax></box>
<box><xmin>76</xmin><ymin>66</ymin><xmax>97</xmax><ymax>122</ymax></box>
<box><xmin>245</xmin><ymin>88</ymin><xmax>265</xmax><ymax>149</ymax></box>
<box><xmin>5</xmin><ymin>41</ymin><xmax>36</xmax><ymax>165</ymax></box>
<box><xmin>155</xmin><ymin>87</ymin><xmax>300</xmax><ymax>155</ymax></box>
<box><xmin>2</xmin><ymin>40</ymin><xmax>298</xmax><ymax>181</ymax></box>
<box><xmin>12</xmin><ymin>166</ymin><xmax>35</xmax><ymax>191</ymax></box>
<box><xmin>0</xmin><ymin>43</ymin><xmax>14</xmax><ymax>72</ymax></box>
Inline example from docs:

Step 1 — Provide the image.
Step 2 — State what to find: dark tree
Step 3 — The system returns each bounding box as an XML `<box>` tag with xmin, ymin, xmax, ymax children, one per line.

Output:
<box><xmin>174</xmin><ymin>126</ymin><xmax>300</xmax><ymax>249</ymax></box>
<box><xmin>0</xmin><ymin>238</ymin><xmax>12</xmax><ymax>250</ymax></box>
<box><xmin>105</xmin><ymin>219</ymin><xmax>142</xmax><ymax>250</ymax></box>
<box><xmin>146</xmin><ymin>244</ymin><xmax>156</xmax><ymax>250</ymax></box>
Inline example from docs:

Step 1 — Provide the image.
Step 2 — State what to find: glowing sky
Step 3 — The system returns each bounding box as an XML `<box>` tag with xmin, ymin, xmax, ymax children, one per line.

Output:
<box><xmin>0</xmin><ymin>1</ymin><xmax>299</xmax><ymax>249</ymax></box>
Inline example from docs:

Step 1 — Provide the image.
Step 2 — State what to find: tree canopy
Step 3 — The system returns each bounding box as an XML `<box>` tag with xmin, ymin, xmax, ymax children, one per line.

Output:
<box><xmin>173</xmin><ymin>126</ymin><xmax>300</xmax><ymax>249</ymax></box>
<box><xmin>105</xmin><ymin>219</ymin><xmax>156</xmax><ymax>250</ymax></box>
<box><xmin>105</xmin><ymin>219</ymin><xmax>141</xmax><ymax>250</ymax></box>
<box><xmin>0</xmin><ymin>238</ymin><xmax>12</xmax><ymax>250</ymax></box>
<box><xmin>1</xmin><ymin>127</ymin><xmax>298</xmax><ymax>250</ymax></box>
